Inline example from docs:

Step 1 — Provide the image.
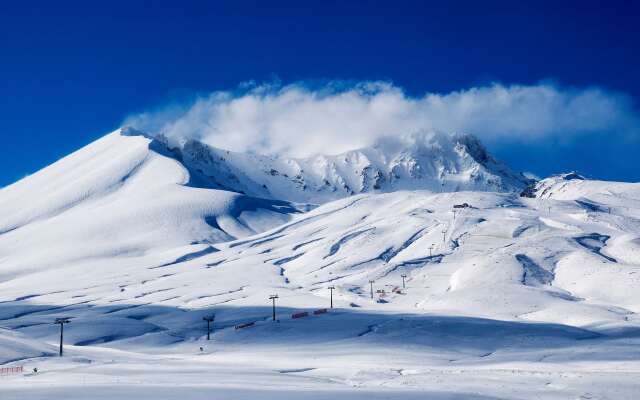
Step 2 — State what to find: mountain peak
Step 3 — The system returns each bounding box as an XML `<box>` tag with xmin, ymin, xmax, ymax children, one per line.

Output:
<box><xmin>453</xmin><ymin>133</ymin><xmax>492</xmax><ymax>164</ymax></box>
<box><xmin>119</xmin><ymin>126</ymin><xmax>149</xmax><ymax>138</ymax></box>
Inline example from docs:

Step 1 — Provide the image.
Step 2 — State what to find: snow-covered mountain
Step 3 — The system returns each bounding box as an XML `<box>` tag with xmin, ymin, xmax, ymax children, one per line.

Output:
<box><xmin>1</xmin><ymin>127</ymin><xmax>640</xmax><ymax>399</ymax></box>
<box><xmin>147</xmin><ymin>128</ymin><xmax>530</xmax><ymax>204</ymax></box>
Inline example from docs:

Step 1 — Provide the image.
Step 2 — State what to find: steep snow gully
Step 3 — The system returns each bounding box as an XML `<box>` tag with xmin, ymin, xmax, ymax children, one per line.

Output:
<box><xmin>1</xmin><ymin>128</ymin><xmax>640</xmax><ymax>399</ymax></box>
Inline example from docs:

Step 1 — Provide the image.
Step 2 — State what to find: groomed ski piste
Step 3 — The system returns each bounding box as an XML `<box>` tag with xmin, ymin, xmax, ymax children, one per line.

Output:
<box><xmin>1</xmin><ymin>129</ymin><xmax>639</xmax><ymax>399</ymax></box>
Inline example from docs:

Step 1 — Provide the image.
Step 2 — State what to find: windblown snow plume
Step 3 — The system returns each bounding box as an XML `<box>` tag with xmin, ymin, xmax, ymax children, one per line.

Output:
<box><xmin>124</xmin><ymin>81</ymin><xmax>638</xmax><ymax>157</ymax></box>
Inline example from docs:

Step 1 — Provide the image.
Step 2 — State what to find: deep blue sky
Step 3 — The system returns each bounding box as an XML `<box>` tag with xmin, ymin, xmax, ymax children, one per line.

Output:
<box><xmin>1</xmin><ymin>0</ymin><xmax>639</xmax><ymax>186</ymax></box>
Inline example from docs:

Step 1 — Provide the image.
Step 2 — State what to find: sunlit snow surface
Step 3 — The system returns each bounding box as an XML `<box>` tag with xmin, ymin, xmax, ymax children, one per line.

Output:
<box><xmin>1</xmin><ymin>130</ymin><xmax>640</xmax><ymax>399</ymax></box>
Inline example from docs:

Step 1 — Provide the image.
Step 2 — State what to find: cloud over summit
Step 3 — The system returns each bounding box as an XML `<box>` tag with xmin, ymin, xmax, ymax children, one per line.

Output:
<box><xmin>124</xmin><ymin>81</ymin><xmax>638</xmax><ymax>158</ymax></box>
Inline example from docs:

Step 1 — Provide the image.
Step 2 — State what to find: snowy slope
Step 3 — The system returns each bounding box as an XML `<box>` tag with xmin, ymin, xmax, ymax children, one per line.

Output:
<box><xmin>0</xmin><ymin>327</ymin><xmax>55</xmax><ymax>365</ymax></box>
<box><xmin>0</xmin><ymin>129</ymin><xmax>303</xmax><ymax>283</ymax></box>
<box><xmin>3</xmin><ymin>189</ymin><xmax>638</xmax><ymax>329</ymax></box>
<box><xmin>1</xmin><ymin>128</ymin><xmax>640</xmax><ymax>399</ymax></box>
<box><xmin>535</xmin><ymin>172</ymin><xmax>640</xmax><ymax>203</ymax></box>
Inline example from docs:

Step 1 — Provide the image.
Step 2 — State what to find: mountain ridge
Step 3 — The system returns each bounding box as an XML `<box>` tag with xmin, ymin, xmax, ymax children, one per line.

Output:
<box><xmin>123</xmin><ymin>127</ymin><xmax>531</xmax><ymax>204</ymax></box>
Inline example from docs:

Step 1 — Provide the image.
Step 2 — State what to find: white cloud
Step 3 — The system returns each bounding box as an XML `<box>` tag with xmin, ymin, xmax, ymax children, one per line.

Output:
<box><xmin>124</xmin><ymin>81</ymin><xmax>638</xmax><ymax>157</ymax></box>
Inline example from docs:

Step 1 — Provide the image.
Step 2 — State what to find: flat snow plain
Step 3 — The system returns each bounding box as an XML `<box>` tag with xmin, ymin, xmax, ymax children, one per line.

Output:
<box><xmin>1</xmin><ymin>132</ymin><xmax>639</xmax><ymax>399</ymax></box>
